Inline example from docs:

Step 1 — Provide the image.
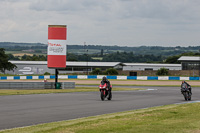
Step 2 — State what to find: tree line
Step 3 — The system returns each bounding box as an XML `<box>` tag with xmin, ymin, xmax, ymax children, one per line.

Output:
<box><xmin>7</xmin><ymin>52</ymin><xmax>164</xmax><ymax>63</ymax></box>
<box><xmin>1</xmin><ymin>42</ymin><xmax>200</xmax><ymax>56</ymax></box>
<box><xmin>4</xmin><ymin>45</ymin><xmax>200</xmax><ymax>64</ymax></box>
<box><xmin>7</xmin><ymin>51</ymin><xmax>199</xmax><ymax>64</ymax></box>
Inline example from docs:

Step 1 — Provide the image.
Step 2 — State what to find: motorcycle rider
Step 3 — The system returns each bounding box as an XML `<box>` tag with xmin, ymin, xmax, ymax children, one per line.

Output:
<box><xmin>101</xmin><ymin>76</ymin><xmax>111</xmax><ymax>90</ymax></box>
<box><xmin>181</xmin><ymin>81</ymin><xmax>192</xmax><ymax>95</ymax></box>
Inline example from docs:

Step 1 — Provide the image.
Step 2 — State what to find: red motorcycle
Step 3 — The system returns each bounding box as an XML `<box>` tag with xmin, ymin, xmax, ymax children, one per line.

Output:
<box><xmin>99</xmin><ymin>83</ymin><xmax>112</xmax><ymax>101</ymax></box>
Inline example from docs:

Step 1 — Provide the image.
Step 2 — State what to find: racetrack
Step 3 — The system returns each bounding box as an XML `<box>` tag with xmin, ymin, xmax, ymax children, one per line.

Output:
<box><xmin>0</xmin><ymin>86</ymin><xmax>200</xmax><ymax>130</ymax></box>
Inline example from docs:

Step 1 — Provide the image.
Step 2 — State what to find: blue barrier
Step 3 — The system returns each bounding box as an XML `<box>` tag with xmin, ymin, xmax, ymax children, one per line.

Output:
<box><xmin>26</xmin><ymin>76</ymin><xmax>32</xmax><ymax>79</ymax></box>
<box><xmin>189</xmin><ymin>77</ymin><xmax>199</xmax><ymax>80</ymax></box>
<box><xmin>68</xmin><ymin>75</ymin><xmax>78</xmax><ymax>79</ymax></box>
<box><xmin>147</xmin><ymin>76</ymin><xmax>158</xmax><ymax>80</ymax></box>
<box><xmin>106</xmin><ymin>76</ymin><xmax>117</xmax><ymax>79</ymax></box>
<box><xmin>14</xmin><ymin>76</ymin><xmax>20</xmax><ymax>80</ymax></box>
<box><xmin>50</xmin><ymin>75</ymin><xmax>55</xmax><ymax>79</ymax></box>
<box><xmin>88</xmin><ymin>75</ymin><xmax>97</xmax><ymax>79</ymax></box>
<box><xmin>127</xmin><ymin>76</ymin><xmax>137</xmax><ymax>80</ymax></box>
<box><xmin>0</xmin><ymin>76</ymin><xmax>7</xmax><ymax>80</ymax></box>
<box><xmin>39</xmin><ymin>76</ymin><xmax>44</xmax><ymax>79</ymax></box>
<box><xmin>169</xmin><ymin>76</ymin><xmax>180</xmax><ymax>80</ymax></box>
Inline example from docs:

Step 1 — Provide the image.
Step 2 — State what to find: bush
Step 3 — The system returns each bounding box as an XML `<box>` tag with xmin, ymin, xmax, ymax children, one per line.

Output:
<box><xmin>91</xmin><ymin>68</ymin><xmax>102</xmax><ymax>75</ymax></box>
<box><xmin>156</xmin><ymin>68</ymin><xmax>169</xmax><ymax>76</ymax></box>
<box><xmin>44</xmin><ymin>72</ymin><xmax>51</xmax><ymax>75</ymax></box>
<box><xmin>105</xmin><ymin>68</ymin><xmax>118</xmax><ymax>75</ymax></box>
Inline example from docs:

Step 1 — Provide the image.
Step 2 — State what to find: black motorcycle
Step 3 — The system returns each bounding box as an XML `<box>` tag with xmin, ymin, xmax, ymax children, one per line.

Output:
<box><xmin>181</xmin><ymin>83</ymin><xmax>191</xmax><ymax>101</ymax></box>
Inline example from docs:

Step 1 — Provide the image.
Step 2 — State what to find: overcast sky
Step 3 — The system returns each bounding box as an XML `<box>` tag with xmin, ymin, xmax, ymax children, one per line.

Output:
<box><xmin>0</xmin><ymin>0</ymin><xmax>200</xmax><ymax>46</ymax></box>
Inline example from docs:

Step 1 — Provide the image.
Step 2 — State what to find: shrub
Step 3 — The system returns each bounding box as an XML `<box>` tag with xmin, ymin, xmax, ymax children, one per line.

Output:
<box><xmin>91</xmin><ymin>68</ymin><xmax>102</xmax><ymax>75</ymax></box>
<box><xmin>156</xmin><ymin>68</ymin><xmax>169</xmax><ymax>76</ymax></box>
<box><xmin>44</xmin><ymin>72</ymin><xmax>51</xmax><ymax>75</ymax></box>
<box><xmin>105</xmin><ymin>68</ymin><xmax>118</xmax><ymax>75</ymax></box>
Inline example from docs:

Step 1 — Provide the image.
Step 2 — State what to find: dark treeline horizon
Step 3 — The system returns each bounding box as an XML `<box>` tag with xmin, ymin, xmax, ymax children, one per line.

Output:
<box><xmin>1</xmin><ymin>42</ymin><xmax>200</xmax><ymax>57</ymax></box>
<box><xmin>0</xmin><ymin>42</ymin><xmax>200</xmax><ymax>48</ymax></box>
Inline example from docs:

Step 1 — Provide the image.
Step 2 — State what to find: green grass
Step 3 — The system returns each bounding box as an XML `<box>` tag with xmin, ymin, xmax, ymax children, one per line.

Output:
<box><xmin>0</xmin><ymin>87</ymin><xmax>143</xmax><ymax>96</ymax></box>
<box><xmin>5</xmin><ymin>51</ymin><xmax>22</xmax><ymax>54</ymax></box>
<box><xmin>91</xmin><ymin>57</ymin><xmax>103</xmax><ymax>60</ymax></box>
<box><xmin>1</xmin><ymin>103</ymin><xmax>200</xmax><ymax>133</ymax></box>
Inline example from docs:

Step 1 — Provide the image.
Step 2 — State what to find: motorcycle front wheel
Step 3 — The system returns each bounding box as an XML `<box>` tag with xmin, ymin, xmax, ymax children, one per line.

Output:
<box><xmin>183</xmin><ymin>92</ymin><xmax>188</xmax><ymax>101</ymax></box>
<box><xmin>101</xmin><ymin>90</ymin><xmax>105</xmax><ymax>101</ymax></box>
<box><xmin>188</xmin><ymin>92</ymin><xmax>191</xmax><ymax>101</ymax></box>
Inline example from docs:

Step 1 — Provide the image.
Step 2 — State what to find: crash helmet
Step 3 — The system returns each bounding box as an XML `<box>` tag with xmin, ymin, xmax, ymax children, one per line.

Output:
<box><xmin>102</xmin><ymin>76</ymin><xmax>107</xmax><ymax>81</ymax></box>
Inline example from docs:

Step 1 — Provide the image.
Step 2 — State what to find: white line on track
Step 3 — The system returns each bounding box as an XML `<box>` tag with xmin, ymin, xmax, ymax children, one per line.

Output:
<box><xmin>175</xmin><ymin>100</ymin><xmax>200</xmax><ymax>104</ymax></box>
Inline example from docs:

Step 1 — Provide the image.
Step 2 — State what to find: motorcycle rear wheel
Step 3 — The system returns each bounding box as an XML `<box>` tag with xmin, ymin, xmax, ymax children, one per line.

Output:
<box><xmin>107</xmin><ymin>91</ymin><xmax>112</xmax><ymax>100</ymax></box>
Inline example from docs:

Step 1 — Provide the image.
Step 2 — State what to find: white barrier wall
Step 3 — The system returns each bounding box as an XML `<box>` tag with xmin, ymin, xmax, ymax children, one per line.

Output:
<box><xmin>78</xmin><ymin>75</ymin><xmax>87</xmax><ymax>79</ymax></box>
<box><xmin>137</xmin><ymin>76</ymin><xmax>147</xmax><ymax>80</ymax></box>
<box><xmin>158</xmin><ymin>76</ymin><xmax>169</xmax><ymax>80</ymax></box>
<box><xmin>58</xmin><ymin>75</ymin><xmax>68</xmax><ymax>79</ymax></box>
<box><xmin>180</xmin><ymin>77</ymin><xmax>190</xmax><ymax>81</ymax></box>
<box><xmin>117</xmin><ymin>76</ymin><xmax>127</xmax><ymax>80</ymax></box>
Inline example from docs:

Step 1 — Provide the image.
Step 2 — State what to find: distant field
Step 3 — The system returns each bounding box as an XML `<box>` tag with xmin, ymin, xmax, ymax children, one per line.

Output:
<box><xmin>13</xmin><ymin>53</ymin><xmax>34</xmax><ymax>56</ymax></box>
<box><xmin>5</xmin><ymin>51</ymin><xmax>22</xmax><ymax>54</ymax></box>
<box><xmin>91</xmin><ymin>57</ymin><xmax>103</xmax><ymax>60</ymax></box>
<box><xmin>5</xmin><ymin>51</ymin><xmax>46</xmax><ymax>56</ymax></box>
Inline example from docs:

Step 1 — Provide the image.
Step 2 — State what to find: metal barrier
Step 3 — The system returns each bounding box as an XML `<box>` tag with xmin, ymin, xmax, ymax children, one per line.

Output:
<box><xmin>62</xmin><ymin>82</ymin><xmax>75</xmax><ymax>89</ymax></box>
<box><xmin>0</xmin><ymin>82</ymin><xmax>75</xmax><ymax>89</ymax></box>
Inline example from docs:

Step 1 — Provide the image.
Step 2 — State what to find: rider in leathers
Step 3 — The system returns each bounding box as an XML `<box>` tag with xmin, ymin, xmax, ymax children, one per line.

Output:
<box><xmin>181</xmin><ymin>81</ymin><xmax>192</xmax><ymax>95</ymax></box>
<box><xmin>101</xmin><ymin>76</ymin><xmax>111</xmax><ymax>90</ymax></box>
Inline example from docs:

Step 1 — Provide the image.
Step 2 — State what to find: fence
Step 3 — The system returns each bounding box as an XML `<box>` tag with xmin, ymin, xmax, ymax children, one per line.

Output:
<box><xmin>0</xmin><ymin>82</ymin><xmax>75</xmax><ymax>89</ymax></box>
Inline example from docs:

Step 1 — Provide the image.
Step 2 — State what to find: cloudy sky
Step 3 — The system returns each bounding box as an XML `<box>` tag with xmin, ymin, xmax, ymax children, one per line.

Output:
<box><xmin>0</xmin><ymin>0</ymin><xmax>200</xmax><ymax>46</ymax></box>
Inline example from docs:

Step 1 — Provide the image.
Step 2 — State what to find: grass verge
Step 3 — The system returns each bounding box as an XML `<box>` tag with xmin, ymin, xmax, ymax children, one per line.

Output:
<box><xmin>0</xmin><ymin>87</ymin><xmax>143</xmax><ymax>96</ymax></box>
<box><xmin>1</xmin><ymin>103</ymin><xmax>200</xmax><ymax>133</ymax></box>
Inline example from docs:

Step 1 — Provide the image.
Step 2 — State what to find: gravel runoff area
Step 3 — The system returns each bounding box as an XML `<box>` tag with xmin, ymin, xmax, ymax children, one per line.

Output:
<box><xmin>1</xmin><ymin>79</ymin><xmax>200</xmax><ymax>86</ymax></box>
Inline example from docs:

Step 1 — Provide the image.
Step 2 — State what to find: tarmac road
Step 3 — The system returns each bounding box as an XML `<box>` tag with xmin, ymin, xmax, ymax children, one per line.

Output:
<box><xmin>0</xmin><ymin>86</ymin><xmax>200</xmax><ymax>130</ymax></box>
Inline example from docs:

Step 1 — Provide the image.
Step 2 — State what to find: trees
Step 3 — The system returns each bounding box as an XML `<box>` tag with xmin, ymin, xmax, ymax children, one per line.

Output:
<box><xmin>156</xmin><ymin>68</ymin><xmax>169</xmax><ymax>76</ymax></box>
<box><xmin>91</xmin><ymin>68</ymin><xmax>102</xmax><ymax>75</ymax></box>
<box><xmin>0</xmin><ymin>48</ymin><xmax>17</xmax><ymax>73</ymax></box>
<box><xmin>104</xmin><ymin>68</ymin><xmax>118</xmax><ymax>75</ymax></box>
<box><xmin>165</xmin><ymin>52</ymin><xmax>200</xmax><ymax>64</ymax></box>
<box><xmin>165</xmin><ymin>55</ymin><xmax>180</xmax><ymax>64</ymax></box>
<box><xmin>21</xmin><ymin>54</ymin><xmax>47</xmax><ymax>61</ymax></box>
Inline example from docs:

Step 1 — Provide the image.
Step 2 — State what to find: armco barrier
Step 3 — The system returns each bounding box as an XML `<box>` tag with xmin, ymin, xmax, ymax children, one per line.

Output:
<box><xmin>88</xmin><ymin>75</ymin><xmax>97</xmax><ymax>79</ymax></box>
<box><xmin>189</xmin><ymin>77</ymin><xmax>200</xmax><ymax>80</ymax></box>
<box><xmin>147</xmin><ymin>76</ymin><xmax>158</xmax><ymax>80</ymax></box>
<box><xmin>107</xmin><ymin>76</ymin><xmax>117</xmax><ymax>79</ymax></box>
<box><xmin>169</xmin><ymin>76</ymin><xmax>180</xmax><ymax>80</ymax></box>
<box><xmin>127</xmin><ymin>76</ymin><xmax>137</xmax><ymax>80</ymax></box>
<box><xmin>0</xmin><ymin>75</ymin><xmax>200</xmax><ymax>81</ymax></box>
<box><xmin>0</xmin><ymin>82</ymin><xmax>75</xmax><ymax>89</ymax></box>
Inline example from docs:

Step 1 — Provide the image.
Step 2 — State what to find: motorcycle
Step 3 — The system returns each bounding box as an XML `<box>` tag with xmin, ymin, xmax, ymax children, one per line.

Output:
<box><xmin>181</xmin><ymin>83</ymin><xmax>191</xmax><ymax>101</ymax></box>
<box><xmin>99</xmin><ymin>83</ymin><xmax>112</xmax><ymax>101</ymax></box>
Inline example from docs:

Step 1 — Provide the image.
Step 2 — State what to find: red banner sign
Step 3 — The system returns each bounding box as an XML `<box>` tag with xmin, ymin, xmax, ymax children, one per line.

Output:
<box><xmin>47</xmin><ymin>25</ymin><xmax>67</xmax><ymax>68</ymax></box>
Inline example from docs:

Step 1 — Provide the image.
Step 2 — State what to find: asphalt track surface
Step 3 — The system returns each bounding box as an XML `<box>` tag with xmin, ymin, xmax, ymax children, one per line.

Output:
<box><xmin>0</xmin><ymin>86</ymin><xmax>200</xmax><ymax>130</ymax></box>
